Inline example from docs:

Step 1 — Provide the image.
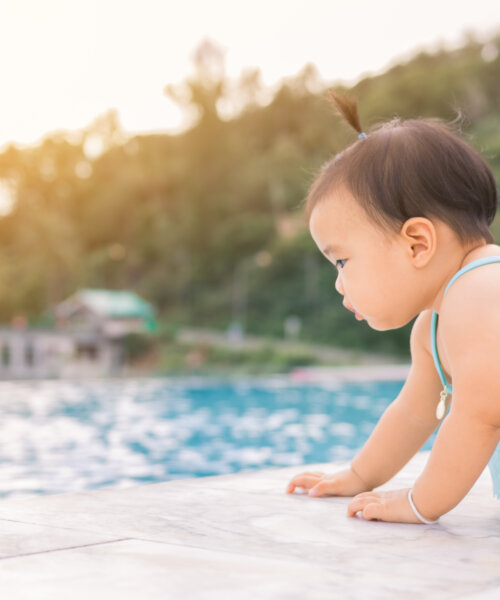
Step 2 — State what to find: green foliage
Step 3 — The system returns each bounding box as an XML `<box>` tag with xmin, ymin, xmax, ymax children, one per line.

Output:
<box><xmin>1</xmin><ymin>35</ymin><xmax>500</xmax><ymax>358</ymax></box>
<box><xmin>157</xmin><ymin>339</ymin><xmax>318</xmax><ymax>375</ymax></box>
<box><xmin>121</xmin><ymin>333</ymin><xmax>156</xmax><ymax>361</ymax></box>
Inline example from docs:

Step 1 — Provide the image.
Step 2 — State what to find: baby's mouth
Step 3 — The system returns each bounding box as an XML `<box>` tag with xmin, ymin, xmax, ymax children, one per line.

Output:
<box><xmin>343</xmin><ymin>302</ymin><xmax>364</xmax><ymax>321</ymax></box>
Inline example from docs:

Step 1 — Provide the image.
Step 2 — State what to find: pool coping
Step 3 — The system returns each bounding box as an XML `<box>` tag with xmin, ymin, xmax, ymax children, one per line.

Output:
<box><xmin>0</xmin><ymin>450</ymin><xmax>497</xmax><ymax>599</ymax></box>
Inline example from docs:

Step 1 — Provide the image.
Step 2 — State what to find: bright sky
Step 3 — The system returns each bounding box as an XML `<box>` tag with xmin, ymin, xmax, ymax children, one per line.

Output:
<box><xmin>0</xmin><ymin>0</ymin><xmax>499</xmax><ymax>148</ymax></box>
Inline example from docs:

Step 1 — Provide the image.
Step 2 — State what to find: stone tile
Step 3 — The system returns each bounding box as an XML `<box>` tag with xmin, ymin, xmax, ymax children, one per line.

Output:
<box><xmin>0</xmin><ymin>537</ymin><xmax>496</xmax><ymax>600</ymax></box>
<box><xmin>0</xmin><ymin>538</ymin><xmax>348</xmax><ymax>600</ymax></box>
<box><xmin>0</xmin><ymin>519</ymin><xmax>119</xmax><ymax>559</ymax></box>
<box><xmin>464</xmin><ymin>588</ymin><xmax>500</xmax><ymax>600</ymax></box>
<box><xmin>0</xmin><ymin>452</ymin><xmax>497</xmax><ymax>599</ymax></box>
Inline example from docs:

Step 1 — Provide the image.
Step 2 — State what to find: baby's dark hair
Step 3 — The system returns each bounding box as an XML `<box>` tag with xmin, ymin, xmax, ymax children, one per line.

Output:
<box><xmin>306</xmin><ymin>91</ymin><xmax>498</xmax><ymax>244</ymax></box>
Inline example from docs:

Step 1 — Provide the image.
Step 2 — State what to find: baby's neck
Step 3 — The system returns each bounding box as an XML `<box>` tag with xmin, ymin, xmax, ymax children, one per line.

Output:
<box><xmin>458</xmin><ymin>242</ymin><xmax>500</xmax><ymax>268</ymax></box>
<box><xmin>428</xmin><ymin>233</ymin><xmax>491</xmax><ymax>315</ymax></box>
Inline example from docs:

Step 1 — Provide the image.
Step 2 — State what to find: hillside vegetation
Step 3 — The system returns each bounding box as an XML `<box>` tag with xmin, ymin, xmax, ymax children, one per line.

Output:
<box><xmin>1</xmin><ymin>34</ymin><xmax>499</xmax><ymax>358</ymax></box>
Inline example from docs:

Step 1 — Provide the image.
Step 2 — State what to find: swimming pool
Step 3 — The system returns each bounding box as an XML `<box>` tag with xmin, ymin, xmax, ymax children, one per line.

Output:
<box><xmin>0</xmin><ymin>376</ymin><xmax>434</xmax><ymax>499</ymax></box>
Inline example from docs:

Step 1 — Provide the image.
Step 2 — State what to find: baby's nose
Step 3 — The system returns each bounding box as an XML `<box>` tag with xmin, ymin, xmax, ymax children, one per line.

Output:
<box><xmin>335</xmin><ymin>273</ymin><xmax>344</xmax><ymax>295</ymax></box>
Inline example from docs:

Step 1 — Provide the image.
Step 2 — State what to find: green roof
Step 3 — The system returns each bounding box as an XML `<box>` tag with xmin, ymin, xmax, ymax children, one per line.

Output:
<box><xmin>76</xmin><ymin>289</ymin><xmax>155</xmax><ymax>320</ymax></box>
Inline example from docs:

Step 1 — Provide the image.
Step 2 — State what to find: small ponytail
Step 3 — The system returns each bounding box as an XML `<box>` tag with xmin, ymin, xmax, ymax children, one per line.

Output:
<box><xmin>327</xmin><ymin>90</ymin><xmax>365</xmax><ymax>137</ymax></box>
<box><xmin>305</xmin><ymin>101</ymin><xmax>497</xmax><ymax>244</ymax></box>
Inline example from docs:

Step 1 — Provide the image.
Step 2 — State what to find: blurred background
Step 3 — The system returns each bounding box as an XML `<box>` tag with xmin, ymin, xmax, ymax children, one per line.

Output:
<box><xmin>0</xmin><ymin>0</ymin><xmax>499</xmax><ymax>498</ymax></box>
<box><xmin>0</xmin><ymin>0</ymin><xmax>499</xmax><ymax>377</ymax></box>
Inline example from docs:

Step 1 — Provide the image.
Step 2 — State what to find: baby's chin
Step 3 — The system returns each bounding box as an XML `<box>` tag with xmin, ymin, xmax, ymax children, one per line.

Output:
<box><xmin>366</xmin><ymin>315</ymin><xmax>412</xmax><ymax>331</ymax></box>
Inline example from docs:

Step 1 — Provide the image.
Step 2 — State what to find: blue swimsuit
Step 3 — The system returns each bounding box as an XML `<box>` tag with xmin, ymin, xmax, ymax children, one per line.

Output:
<box><xmin>430</xmin><ymin>256</ymin><xmax>500</xmax><ymax>499</ymax></box>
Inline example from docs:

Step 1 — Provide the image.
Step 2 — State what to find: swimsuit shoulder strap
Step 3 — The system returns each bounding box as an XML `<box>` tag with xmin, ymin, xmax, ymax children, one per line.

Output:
<box><xmin>431</xmin><ymin>256</ymin><xmax>500</xmax><ymax>393</ymax></box>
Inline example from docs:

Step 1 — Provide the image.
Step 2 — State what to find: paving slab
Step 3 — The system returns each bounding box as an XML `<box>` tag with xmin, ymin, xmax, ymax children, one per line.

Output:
<box><xmin>0</xmin><ymin>519</ymin><xmax>120</xmax><ymax>559</ymax></box>
<box><xmin>0</xmin><ymin>452</ymin><xmax>497</xmax><ymax>599</ymax></box>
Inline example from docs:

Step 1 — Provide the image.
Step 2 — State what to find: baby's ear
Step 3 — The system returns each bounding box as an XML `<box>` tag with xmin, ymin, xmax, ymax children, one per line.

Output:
<box><xmin>400</xmin><ymin>217</ymin><xmax>436</xmax><ymax>267</ymax></box>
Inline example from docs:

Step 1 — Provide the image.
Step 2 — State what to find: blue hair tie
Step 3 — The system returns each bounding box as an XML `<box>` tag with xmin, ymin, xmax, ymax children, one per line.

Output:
<box><xmin>358</xmin><ymin>132</ymin><xmax>367</xmax><ymax>140</ymax></box>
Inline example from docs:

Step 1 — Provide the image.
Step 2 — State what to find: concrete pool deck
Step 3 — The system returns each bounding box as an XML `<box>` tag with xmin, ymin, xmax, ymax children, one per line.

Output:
<box><xmin>0</xmin><ymin>452</ymin><xmax>498</xmax><ymax>599</ymax></box>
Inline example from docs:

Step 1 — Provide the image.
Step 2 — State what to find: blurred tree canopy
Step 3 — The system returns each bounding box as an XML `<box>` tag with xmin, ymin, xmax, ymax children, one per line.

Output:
<box><xmin>0</xmin><ymin>34</ymin><xmax>500</xmax><ymax>355</ymax></box>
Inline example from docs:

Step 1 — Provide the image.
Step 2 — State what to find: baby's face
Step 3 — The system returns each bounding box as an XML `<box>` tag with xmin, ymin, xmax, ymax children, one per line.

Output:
<box><xmin>309</xmin><ymin>189</ymin><xmax>422</xmax><ymax>331</ymax></box>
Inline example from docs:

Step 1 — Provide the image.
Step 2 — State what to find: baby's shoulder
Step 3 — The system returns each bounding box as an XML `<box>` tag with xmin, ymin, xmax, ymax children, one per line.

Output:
<box><xmin>440</xmin><ymin>259</ymin><xmax>500</xmax><ymax>353</ymax></box>
<box><xmin>444</xmin><ymin>247</ymin><xmax>500</xmax><ymax>302</ymax></box>
<box><xmin>442</xmin><ymin>259</ymin><xmax>500</xmax><ymax>321</ymax></box>
<box><xmin>439</xmin><ymin>256</ymin><xmax>500</xmax><ymax>422</ymax></box>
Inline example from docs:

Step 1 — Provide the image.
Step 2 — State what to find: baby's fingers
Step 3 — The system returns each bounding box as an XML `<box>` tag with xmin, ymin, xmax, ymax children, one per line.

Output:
<box><xmin>308</xmin><ymin>477</ymin><xmax>344</xmax><ymax>497</ymax></box>
<box><xmin>286</xmin><ymin>473</ymin><xmax>324</xmax><ymax>494</ymax></box>
<box><xmin>347</xmin><ymin>494</ymin><xmax>384</xmax><ymax>520</ymax></box>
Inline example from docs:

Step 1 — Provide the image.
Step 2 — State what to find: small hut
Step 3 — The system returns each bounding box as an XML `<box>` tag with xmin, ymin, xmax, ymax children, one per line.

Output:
<box><xmin>0</xmin><ymin>289</ymin><xmax>157</xmax><ymax>379</ymax></box>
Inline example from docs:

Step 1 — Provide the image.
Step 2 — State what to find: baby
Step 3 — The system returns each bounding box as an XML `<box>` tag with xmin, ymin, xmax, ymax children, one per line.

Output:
<box><xmin>286</xmin><ymin>92</ymin><xmax>500</xmax><ymax>524</ymax></box>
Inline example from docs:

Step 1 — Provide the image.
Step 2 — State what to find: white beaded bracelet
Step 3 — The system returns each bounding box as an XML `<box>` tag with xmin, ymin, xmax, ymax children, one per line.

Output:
<box><xmin>407</xmin><ymin>489</ymin><xmax>438</xmax><ymax>525</ymax></box>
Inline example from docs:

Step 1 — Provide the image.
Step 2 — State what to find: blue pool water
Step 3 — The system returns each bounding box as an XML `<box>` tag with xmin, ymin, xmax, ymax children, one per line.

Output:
<box><xmin>0</xmin><ymin>377</ymin><xmax>435</xmax><ymax>499</ymax></box>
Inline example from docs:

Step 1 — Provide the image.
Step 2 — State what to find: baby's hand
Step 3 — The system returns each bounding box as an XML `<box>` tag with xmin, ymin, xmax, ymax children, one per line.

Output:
<box><xmin>347</xmin><ymin>488</ymin><xmax>424</xmax><ymax>524</ymax></box>
<box><xmin>286</xmin><ymin>467</ymin><xmax>371</xmax><ymax>497</ymax></box>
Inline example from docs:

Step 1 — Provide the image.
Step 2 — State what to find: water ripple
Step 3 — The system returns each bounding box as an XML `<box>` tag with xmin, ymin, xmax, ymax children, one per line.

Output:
<box><xmin>0</xmin><ymin>377</ymin><xmax>423</xmax><ymax>499</ymax></box>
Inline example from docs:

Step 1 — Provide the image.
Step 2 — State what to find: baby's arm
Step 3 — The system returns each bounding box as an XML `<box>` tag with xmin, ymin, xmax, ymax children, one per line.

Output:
<box><xmin>287</xmin><ymin>311</ymin><xmax>443</xmax><ymax>496</ymax></box>
<box><xmin>400</xmin><ymin>295</ymin><xmax>500</xmax><ymax>521</ymax></box>
<box><xmin>351</xmin><ymin>312</ymin><xmax>443</xmax><ymax>489</ymax></box>
<box><xmin>349</xmin><ymin>287</ymin><xmax>500</xmax><ymax>523</ymax></box>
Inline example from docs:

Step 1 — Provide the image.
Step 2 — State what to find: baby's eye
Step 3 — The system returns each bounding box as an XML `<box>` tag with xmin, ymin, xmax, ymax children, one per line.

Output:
<box><xmin>335</xmin><ymin>259</ymin><xmax>347</xmax><ymax>269</ymax></box>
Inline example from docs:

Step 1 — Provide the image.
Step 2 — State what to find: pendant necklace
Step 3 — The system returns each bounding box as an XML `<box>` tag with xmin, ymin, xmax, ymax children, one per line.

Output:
<box><xmin>436</xmin><ymin>388</ymin><xmax>448</xmax><ymax>420</ymax></box>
